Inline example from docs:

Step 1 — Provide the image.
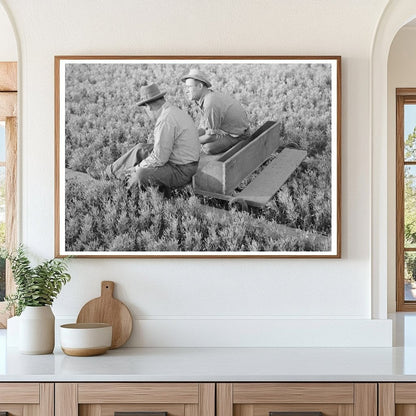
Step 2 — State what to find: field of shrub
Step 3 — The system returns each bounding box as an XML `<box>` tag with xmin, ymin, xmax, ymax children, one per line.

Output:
<box><xmin>63</xmin><ymin>61</ymin><xmax>334</xmax><ymax>252</ymax></box>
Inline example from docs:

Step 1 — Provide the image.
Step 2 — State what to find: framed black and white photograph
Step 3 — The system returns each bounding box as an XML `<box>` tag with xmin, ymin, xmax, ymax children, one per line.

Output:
<box><xmin>55</xmin><ymin>56</ymin><xmax>341</xmax><ymax>258</ymax></box>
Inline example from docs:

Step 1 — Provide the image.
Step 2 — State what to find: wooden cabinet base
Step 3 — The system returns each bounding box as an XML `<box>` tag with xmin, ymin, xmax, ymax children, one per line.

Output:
<box><xmin>55</xmin><ymin>383</ymin><xmax>215</xmax><ymax>416</ymax></box>
<box><xmin>217</xmin><ymin>383</ymin><xmax>376</xmax><ymax>416</ymax></box>
<box><xmin>2</xmin><ymin>380</ymin><xmax>415</xmax><ymax>416</ymax></box>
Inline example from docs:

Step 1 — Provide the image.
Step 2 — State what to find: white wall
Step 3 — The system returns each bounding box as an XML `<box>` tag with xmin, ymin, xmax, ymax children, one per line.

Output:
<box><xmin>0</xmin><ymin>0</ymin><xmax>393</xmax><ymax>347</ymax></box>
<box><xmin>387</xmin><ymin>26</ymin><xmax>416</xmax><ymax>312</ymax></box>
<box><xmin>0</xmin><ymin>3</ymin><xmax>16</xmax><ymax>61</ymax></box>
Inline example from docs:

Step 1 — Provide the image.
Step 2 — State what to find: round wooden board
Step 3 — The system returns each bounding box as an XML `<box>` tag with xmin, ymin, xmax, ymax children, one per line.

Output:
<box><xmin>76</xmin><ymin>281</ymin><xmax>133</xmax><ymax>349</ymax></box>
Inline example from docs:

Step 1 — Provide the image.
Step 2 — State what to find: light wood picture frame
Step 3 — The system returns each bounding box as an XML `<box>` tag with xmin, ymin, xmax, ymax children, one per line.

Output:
<box><xmin>55</xmin><ymin>56</ymin><xmax>341</xmax><ymax>258</ymax></box>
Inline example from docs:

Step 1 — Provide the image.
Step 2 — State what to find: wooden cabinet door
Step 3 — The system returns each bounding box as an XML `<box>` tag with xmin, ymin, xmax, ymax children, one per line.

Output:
<box><xmin>0</xmin><ymin>383</ymin><xmax>53</xmax><ymax>415</ymax></box>
<box><xmin>217</xmin><ymin>383</ymin><xmax>377</xmax><ymax>416</ymax></box>
<box><xmin>379</xmin><ymin>383</ymin><xmax>416</xmax><ymax>416</ymax></box>
<box><xmin>55</xmin><ymin>383</ymin><xmax>215</xmax><ymax>416</ymax></box>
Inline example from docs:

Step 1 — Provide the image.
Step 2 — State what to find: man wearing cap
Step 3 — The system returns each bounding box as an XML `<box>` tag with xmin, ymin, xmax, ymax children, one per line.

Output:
<box><xmin>101</xmin><ymin>83</ymin><xmax>200</xmax><ymax>193</ymax></box>
<box><xmin>181</xmin><ymin>68</ymin><xmax>250</xmax><ymax>155</ymax></box>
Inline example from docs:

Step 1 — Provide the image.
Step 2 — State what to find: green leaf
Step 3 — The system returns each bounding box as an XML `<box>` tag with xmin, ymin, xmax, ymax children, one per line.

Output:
<box><xmin>5</xmin><ymin>245</ymin><xmax>71</xmax><ymax>316</ymax></box>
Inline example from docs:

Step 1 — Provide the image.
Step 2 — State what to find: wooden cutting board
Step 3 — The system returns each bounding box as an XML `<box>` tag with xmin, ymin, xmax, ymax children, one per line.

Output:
<box><xmin>76</xmin><ymin>281</ymin><xmax>133</xmax><ymax>349</ymax></box>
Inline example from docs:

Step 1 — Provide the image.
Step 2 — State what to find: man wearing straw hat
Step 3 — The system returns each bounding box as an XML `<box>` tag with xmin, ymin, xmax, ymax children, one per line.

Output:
<box><xmin>181</xmin><ymin>68</ymin><xmax>250</xmax><ymax>155</ymax></box>
<box><xmin>96</xmin><ymin>83</ymin><xmax>200</xmax><ymax>193</ymax></box>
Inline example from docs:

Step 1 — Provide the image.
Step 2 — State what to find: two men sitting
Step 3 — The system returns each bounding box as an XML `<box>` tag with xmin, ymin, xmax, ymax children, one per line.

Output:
<box><xmin>92</xmin><ymin>69</ymin><xmax>249</xmax><ymax>195</ymax></box>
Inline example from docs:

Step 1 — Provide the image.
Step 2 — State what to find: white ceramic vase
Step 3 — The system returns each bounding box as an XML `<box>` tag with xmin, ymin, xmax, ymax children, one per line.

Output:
<box><xmin>19</xmin><ymin>305</ymin><xmax>55</xmax><ymax>354</ymax></box>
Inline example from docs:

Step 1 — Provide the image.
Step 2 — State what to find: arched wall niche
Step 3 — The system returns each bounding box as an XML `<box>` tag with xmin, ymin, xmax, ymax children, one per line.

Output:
<box><xmin>371</xmin><ymin>0</ymin><xmax>416</xmax><ymax>318</ymax></box>
<box><xmin>0</xmin><ymin>0</ymin><xmax>18</xmax><ymax>61</ymax></box>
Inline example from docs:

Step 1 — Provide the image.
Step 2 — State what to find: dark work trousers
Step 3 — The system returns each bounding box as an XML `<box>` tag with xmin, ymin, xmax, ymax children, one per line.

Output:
<box><xmin>105</xmin><ymin>143</ymin><xmax>153</xmax><ymax>179</ymax></box>
<box><xmin>106</xmin><ymin>143</ymin><xmax>198</xmax><ymax>190</ymax></box>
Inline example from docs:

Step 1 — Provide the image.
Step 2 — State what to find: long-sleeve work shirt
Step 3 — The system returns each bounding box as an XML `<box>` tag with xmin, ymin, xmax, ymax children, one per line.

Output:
<box><xmin>140</xmin><ymin>103</ymin><xmax>200</xmax><ymax>169</ymax></box>
<box><xmin>198</xmin><ymin>91</ymin><xmax>249</xmax><ymax>137</ymax></box>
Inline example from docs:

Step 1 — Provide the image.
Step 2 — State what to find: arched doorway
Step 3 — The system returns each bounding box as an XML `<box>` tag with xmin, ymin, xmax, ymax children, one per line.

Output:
<box><xmin>371</xmin><ymin>0</ymin><xmax>416</xmax><ymax>318</ymax></box>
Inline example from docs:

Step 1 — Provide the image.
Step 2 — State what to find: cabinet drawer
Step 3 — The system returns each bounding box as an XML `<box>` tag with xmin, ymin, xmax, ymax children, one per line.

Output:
<box><xmin>0</xmin><ymin>383</ymin><xmax>39</xmax><ymax>403</ymax></box>
<box><xmin>217</xmin><ymin>383</ymin><xmax>376</xmax><ymax>416</ymax></box>
<box><xmin>0</xmin><ymin>383</ymin><xmax>53</xmax><ymax>415</ymax></box>
<box><xmin>56</xmin><ymin>383</ymin><xmax>215</xmax><ymax>416</ymax></box>
<box><xmin>78</xmin><ymin>383</ymin><xmax>200</xmax><ymax>404</ymax></box>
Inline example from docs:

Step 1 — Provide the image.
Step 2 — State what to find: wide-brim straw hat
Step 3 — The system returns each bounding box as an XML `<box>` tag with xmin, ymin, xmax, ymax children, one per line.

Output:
<box><xmin>181</xmin><ymin>68</ymin><xmax>212</xmax><ymax>88</ymax></box>
<box><xmin>138</xmin><ymin>83</ymin><xmax>167</xmax><ymax>106</ymax></box>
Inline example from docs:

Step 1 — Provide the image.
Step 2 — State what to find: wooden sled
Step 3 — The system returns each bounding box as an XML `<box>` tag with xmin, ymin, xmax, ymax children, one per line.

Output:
<box><xmin>192</xmin><ymin>121</ymin><xmax>307</xmax><ymax>209</ymax></box>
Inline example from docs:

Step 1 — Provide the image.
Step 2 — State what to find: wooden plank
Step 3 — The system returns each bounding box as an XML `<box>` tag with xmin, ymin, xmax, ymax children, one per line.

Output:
<box><xmin>396</xmin><ymin>404</ymin><xmax>416</xmax><ymax>416</ymax></box>
<box><xmin>216</xmin><ymin>384</ymin><xmax>233</xmax><ymax>416</ymax></box>
<box><xmin>0</xmin><ymin>383</ymin><xmax>39</xmax><ymax>403</ymax></box>
<box><xmin>238</xmin><ymin>405</ymin><xmax>254</xmax><ymax>416</ymax></box>
<box><xmin>395</xmin><ymin>92</ymin><xmax>416</xmax><ymax>311</ymax></box>
<box><xmin>79</xmin><ymin>404</ymin><xmax>101</xmax><ymax>416</ymax></box>
<box><xmin>38</xmin><ymin>383</ymin><xmax>54</xmax><ymax>416</ymax></box>
<box><xmin>0</xmin><ymin>92</ymin><xmax>17</xmax><ymax>120</ymax></box>
<box><xmin>0</xmin><ymin>62</ymin><xmax>17</xmax><ymax>91</ymax></box>
<box><xmin>354</xmin><ymin>384</ymin><xmax>377</xmax><ymax>416</ymax></box>
<box><xmin>6</xmin><ymin>117</ymin><xmax>17</xmax><ymax>286</ymax></box>
<box><xmin>196</xmin><ymin>152</ymin><xmax>223</xmax><ymax>171</ymax></box>
<box><xmin>193</xmin><ymin>155</ymin><xmax>226</xmax><ymax>196</ymax></box>
<box><xmin>379</xmin><ymin>383</ymin><xmax>395</xmax><ymax>416</ymax></box>
<box><xmin>192</xmin><ymin>130</ymin><xmax>256</xmax><ymax>193</ymax></box>
<box><xmin>55</xmin><ymin>383</ymin><xmax>78</xmax><ymax>416</ymax></box>
<box><xmin>193</xmin><ymin>121</ymin><xmax>280</xmax><ymax>195</ymax></box>
<box><xmin>237</xmin><ymin>148</ymin><xmax>307</xmax><ymax>207</ymax></box>
<box><xmin>395</xmin><ymin>383</ymin><xmax>416</xmax><ymax>403</ymax></box>
<box><xmin>397</xmin><ymin>88</ymin><xmax>416</xmax><ymax>96</ymax></box>
<box><xmin>397</xmin><ymin>94</ymin><xmax>407</xmax><ymax>311</ymax></box>
<box><xmin>193</xmin><ymin>135</ymin><xmax>254</xmax><ymax>192</ymax></box>
<box><xmin>23</xmin><ymin>403</ymin><xmax>38</xmax><ymax>416</ymax></box>
<box><xmin>233</xmin><ymin>383</ymin><xmax>353</xmax><ymax>404</ymax></box>
<box><xmin>223</xmin><ymin>122</ymin><xmax>281</xmax><ymax>194</ymax></box>
<box><xmin>199</xmin><ymin>384</ymin><xmax>215</xmax><ymax>416</ymax></box>
<box><xmin>185</xmin><ymin>403</ymin><xmax>199</xmax><ymax>416</ymax></box>
<box><xmin>217</xmin><ymin>120</ymin><xmax>277</xmax><ymax>163</ymax></box>
<box><xmin>54</xmin><ymin>57</ymin><xmax>61</xmax><ymax>258</ymax></box>
<box><xmin>337</xmin><ymin>404</ymin><xmax>354</xmax><ymax>416</ymax></box>
<box><xmin>78</xmin><ymin>383</ymin><xmax>199</xmax><ymax>404</ymax></box>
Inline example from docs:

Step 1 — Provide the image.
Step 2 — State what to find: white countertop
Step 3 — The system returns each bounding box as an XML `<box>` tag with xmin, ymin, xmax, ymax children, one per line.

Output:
<box><xmin>2</xmin><ymin>345</ymin><xmax>416</xmax><ymax>382</ymax></box>
<box><xmin>2</xmin><ymin>313</ymin><xmax>416</xmax><ymax>382</ymax></box>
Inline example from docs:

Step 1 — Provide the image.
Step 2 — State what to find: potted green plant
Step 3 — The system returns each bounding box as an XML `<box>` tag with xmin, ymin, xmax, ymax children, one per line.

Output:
<box><xmin>4</xmin><ymin>246</ymin><xmax>71</xmax><ymax>354</ymax></box>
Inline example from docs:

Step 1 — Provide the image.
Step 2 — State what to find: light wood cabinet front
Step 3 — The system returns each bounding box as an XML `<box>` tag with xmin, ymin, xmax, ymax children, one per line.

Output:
<box><xmin>378</xmin><ymin>383</ymin><xmax>416</xmax><ymax>416</ymax></box>
<box><xmin>55</xmin><ymin>383</ymin><xmax>215</xmax><ymax>416</ymax></box>
<box><xmin>0</xmin><ymin>383</ymin><xmax>53</xmax><ymax>416</ymax></box>
<box><xmin>217</xmin><ymin>383</ymin><xmax>377</xmax><ymax>416</ymax></box>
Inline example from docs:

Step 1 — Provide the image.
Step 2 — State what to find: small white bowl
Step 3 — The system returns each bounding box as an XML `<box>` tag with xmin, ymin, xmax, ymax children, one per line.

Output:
<box><xmin>60</xmin><ymin>323</ymin><xmax>112</xmax><ymax>356</ymax></box>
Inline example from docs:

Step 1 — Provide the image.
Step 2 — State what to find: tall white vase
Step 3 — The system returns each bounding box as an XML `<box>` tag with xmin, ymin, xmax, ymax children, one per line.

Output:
<box><xmin>19</xmin><ymin>306</ymin><xmax>55</xmax><ymax>354</ymax></box>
